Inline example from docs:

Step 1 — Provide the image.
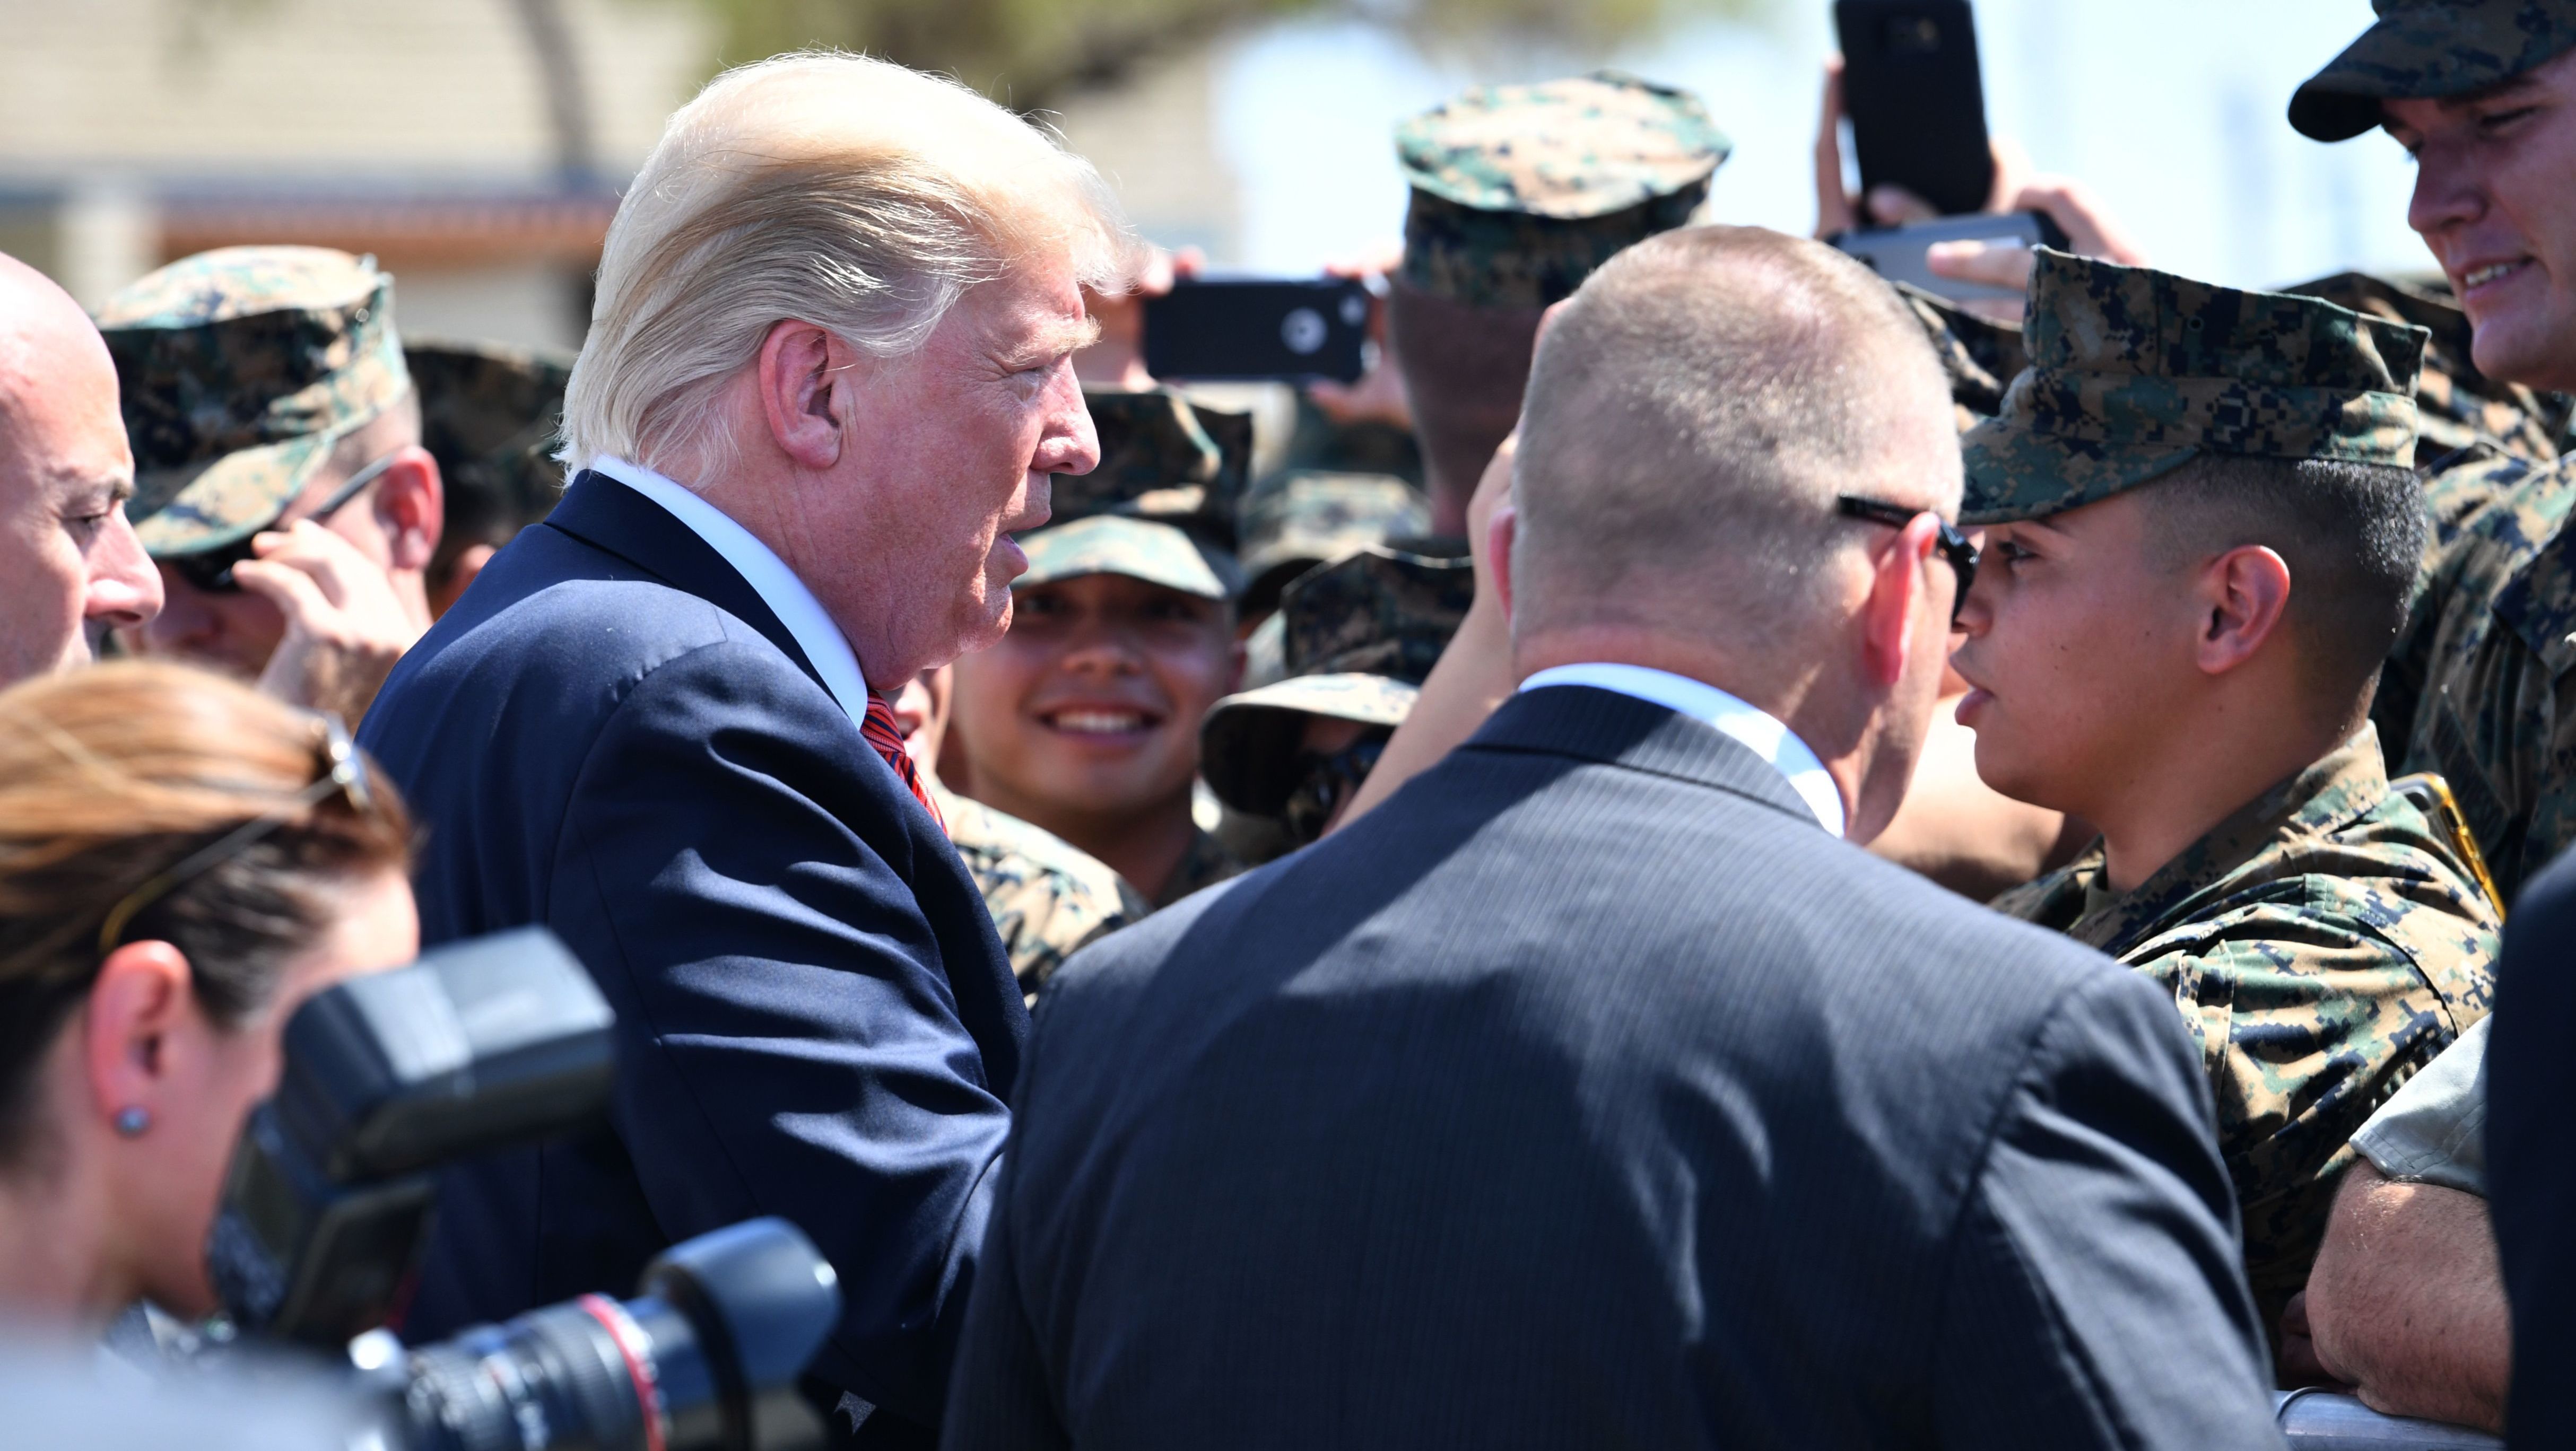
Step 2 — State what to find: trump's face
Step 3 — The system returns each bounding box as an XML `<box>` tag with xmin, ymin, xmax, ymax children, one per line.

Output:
<box><xmin>834</xmin><ymin>251</ymin><xmax>1102</xmax><ymax>684</ymax></box>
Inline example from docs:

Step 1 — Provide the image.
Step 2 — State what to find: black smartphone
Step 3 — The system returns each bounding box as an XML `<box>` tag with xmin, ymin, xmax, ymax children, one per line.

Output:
<box><xmin>1144</xmin><ymin>278</ymin><xmax>1371</xmax><ymax>384</ymax></box>
<box><xmin>1830</xmin><ymin>211</ymin><xmax>2067</xmax><ymax>304</ymax></box>
<box><xmin>1834</xmin><ymin>0</ymin><xmax>1995</xmax><ymax>218</ymax></box>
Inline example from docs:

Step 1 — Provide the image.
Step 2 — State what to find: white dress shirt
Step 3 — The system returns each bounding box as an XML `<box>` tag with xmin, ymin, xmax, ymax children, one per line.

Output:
<box><xmin>589</xmin><ymin>454</ymin><xmax>872</xmax><ymax>730</ymax></box>
<box><xmin>1519</xmin><ymin>662</ymin><xmax>1847</xmax><ymax>837</ymax></box>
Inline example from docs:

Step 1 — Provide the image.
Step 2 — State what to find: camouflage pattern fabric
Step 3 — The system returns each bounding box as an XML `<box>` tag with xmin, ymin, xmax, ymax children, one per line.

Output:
<box><xmin>2284</xmin><ymin>270</ymin><xmax>2568</xmax><ymax>473</ymax></box>
<box><xmin>1015</xmin><ymin>386</ymin><xmax>1248</xmax><ymax>599</ymax></box>
<box><xmin>2376</xmin><ymin>455</ymin><xmax>2576</xmax><ymax>899</ymax></box>
<box><xmin>1238</xmin><ymin>469</ymin><xmax>1432</xmax><ymax>617</ymax></box>
<box><xmin>1396</xmin><ymin>71</ymin><xmax>1729</xmax><ymax>310</ymax></box>
<box><xmin>2292</xmin><ymin>0</ymin><xmax>2576</xmax><ymax>143</ymax></box>
<box><xmin>1201</xmin><ymin>546</ymin><xmax>1473</xmax><ymax>817</ymax></box>
<box><xmin>935</xmin><ymin>784</ymin><xmax>1148</xmax><ymax>1002</ymax></box>
<box><xmin>1016</xmin><ymin>515</ymin><xmax>1240</xmax><ymax>599</ymax></box>
<box><xmin>407</xmin><ymin>338</ymin><xmax>572</xmax><ymax>548</ymax></box>
<box><xmin>1052</xmin><ymin>387</ymin><xmax>1249</xmax><ymax>545</ymax></box>
<box><xmin>97</xmin><ymin>246</ymin><xmax>413</xmax><ymax>556</ymax></box>
<box><xmin>1896</xmin><ymin>282</ymin><xmax>2031</xmax><ymax>431</ymax></box>
<box><xmin>1990</xmin><ymin>726</ymin><xmax>2499</xmax><ymax>1332</ymax></box>
<box><xmin>1962</xmin><ymin>250</ymin><xmax>2428</xmax><ymax>526</ymax></box>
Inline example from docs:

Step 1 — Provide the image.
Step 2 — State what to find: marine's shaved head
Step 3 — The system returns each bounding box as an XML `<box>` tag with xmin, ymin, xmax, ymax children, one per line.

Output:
<box><xmin>1510</xmin><ymin>226</ymin><xmax>1957</xmax><ymax>664</ymax></box>
<box><xmin>0</xmin><ymin>253</ymin><xmax>158</xmax><ymax>683</ymax></box>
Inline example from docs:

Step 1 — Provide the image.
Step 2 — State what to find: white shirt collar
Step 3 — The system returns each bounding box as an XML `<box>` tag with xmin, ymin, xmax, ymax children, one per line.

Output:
<box><xmin>1517</xmin><ymin>662</ymin><xmax>1848</xmax><ymax>837</ymax></box>
<box><xmin>588</xmin><ymin>455</ymin><xmax>872</xmax><ymax>729</ymax></box>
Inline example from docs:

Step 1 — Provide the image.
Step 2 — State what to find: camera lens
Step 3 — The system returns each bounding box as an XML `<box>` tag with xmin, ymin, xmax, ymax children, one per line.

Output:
<box><xmin>397</xmin><ymin>1218</ymin><xmax>840</xmax><ymax>1451</ymax></box>
<box><xmin>403</xmin><ymin>1292</ymin><xmax>713</xmax><ymax>1451</ymax></box>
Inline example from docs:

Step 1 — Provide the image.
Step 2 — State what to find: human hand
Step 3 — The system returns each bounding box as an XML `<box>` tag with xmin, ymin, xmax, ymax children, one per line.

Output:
<box><xmin>1075</xmin><ymin>245</ymin><xmax>1203</xmax><ymax>389</ymax></box>
<box><xmin>237</xmin><ymin>519</ymin><xmax>424</xmax><ymax>723</ymax></box>
<box><xmin>1304</xmin><ymin>242</ymin><xmax>1413</xmax><ymax>431</ymax></box>
<box><xmin>1924</xmin><ymin>176</ymin><xmax>2151</xmax><ymax>318</ymax></box>
<box><xmin>2275</xmin><ymin>1290</ymin><xmax>2354</xmax><ymax>1390</ymax></box>
<box><xmin>1814</xmin><ymin>57</ymin><xmax>2033</xmax><ymax>238</ymax></box>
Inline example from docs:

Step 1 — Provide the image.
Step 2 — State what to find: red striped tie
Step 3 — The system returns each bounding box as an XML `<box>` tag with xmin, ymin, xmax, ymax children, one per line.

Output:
<box><xmin>861</xmin><ymin>694</ymin><xmax>945</xmax><ymax>832</ymax></box>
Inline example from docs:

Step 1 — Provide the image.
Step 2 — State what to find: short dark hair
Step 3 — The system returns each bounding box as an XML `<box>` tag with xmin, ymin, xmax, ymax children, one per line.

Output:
<box><xmin>1386</xmin><ymin>279</ymin><xmax>1545</xmax><ymax>509</ymax></box>
<box><xmin>2136</xmin><ymin>453</ymin><xmax>2425</xmax><ymax>708</ymax></box>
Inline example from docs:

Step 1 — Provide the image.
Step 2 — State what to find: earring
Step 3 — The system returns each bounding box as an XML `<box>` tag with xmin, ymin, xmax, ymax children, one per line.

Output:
<box><xmin>112</xmin><ymin>1106</ymin><xmax>150</xmax><ymax>1138</ymax></box>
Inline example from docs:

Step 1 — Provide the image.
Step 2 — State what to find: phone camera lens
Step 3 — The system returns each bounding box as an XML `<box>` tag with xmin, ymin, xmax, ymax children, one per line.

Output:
<box><xmin>1883</xmin><ymin>16</ymin><xmax>1942</xmax><ymax>53</ymax></box>
<box><xmin>1281</xmin><ymin>307</ymin><xmax>1327</xmax><ymax>356</ymax></box>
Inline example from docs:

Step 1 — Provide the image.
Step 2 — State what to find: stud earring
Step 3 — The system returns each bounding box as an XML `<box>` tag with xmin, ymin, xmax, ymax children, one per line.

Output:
<box><xmin>112</xmin><ymin>1106</ymin><xmax>150</xmax><ymax>1138</ymax></box>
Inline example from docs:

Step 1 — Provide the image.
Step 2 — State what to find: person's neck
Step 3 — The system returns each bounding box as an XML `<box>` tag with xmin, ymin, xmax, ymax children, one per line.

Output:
<box><xmin>1515</xmin><ymin>625</ymin><xmax>1863</xmax><ymax>824</ymax></box>
<box><xmin>2087</xmin><ymin>699</ymin><xmax>2358</xmax><ymax>894</ymax></box>
<box><xmin>979</xmin><ymin>782</ymin><xmax>1202</xmax><ymax>902</ymax></box>
<box><xmin>0</xmin><ymin>1161</ymin><xmax>121</xmax><ymax>1326</ymax></box>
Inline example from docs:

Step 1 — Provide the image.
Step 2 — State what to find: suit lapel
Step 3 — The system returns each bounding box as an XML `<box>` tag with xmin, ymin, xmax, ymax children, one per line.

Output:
<box><xmin>1467</xmin><ymin>685</ymin><xmax>1830</xmax><ymax>830</ymax></box>
<box><xmin>543</xmin><ymin>470</ymin><xmax>831</xmax><ymax>697</ymax></box>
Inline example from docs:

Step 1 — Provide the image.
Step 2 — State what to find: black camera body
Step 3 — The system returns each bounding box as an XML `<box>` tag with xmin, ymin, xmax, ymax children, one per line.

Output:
<box><xmin>208</xmin><ymin>926</ymin><xmax>619</xmax><ymax>1345</ymax></box>
<box><xmin>194</xmin><ymin>926</ymin><xmax>842</xmax><ymax>1451</ymax></box>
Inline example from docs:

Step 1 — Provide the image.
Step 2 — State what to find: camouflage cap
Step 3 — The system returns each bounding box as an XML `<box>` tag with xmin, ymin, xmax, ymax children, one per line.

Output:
<box><xmin>2292</xmin><ymin>1</ymin><xmax>2576</xmax><ymax>142</ymax></box>
<box><xmin>1238</xmin><ymin>469</ymin><xmax>1432</xmax><ymax>617</ymax></box>
<box><xmin>1200</xmin><ymin>546</ymin><xmax>1472</xmax><ymax>816</ymax></box>
<box><xmin>1396</xmin><ymin>71</ymin><xmax>1730</xmax><ymax>310</ymax></box>
<box><xmin>1016</xmin><ymin>513</ymin><xmax>1241</xmax><ymax>599</ymax></box>
<box><xmin>407</xmin><ymin>338</ymin><xmax>572</xmax><ymax>548</ymax></box>
<box><xmin>1019</xmin><ymin>387</ymin><xmax>1250</xmax><ymax>598</ymax></box>
<box><xmin>1961</xmin><ymin>250</ymin><xmax>2429</xmax><ymax>526</ymax></box>
<box><xmin>97</xmin><ymin>247</ymin><xmax>412</xmax><ymax>557</ymax></box>
<box><xmin>2284</xmin><ymin>270</ymin><xmax>2567</xmax><ymax>463</ymax></box>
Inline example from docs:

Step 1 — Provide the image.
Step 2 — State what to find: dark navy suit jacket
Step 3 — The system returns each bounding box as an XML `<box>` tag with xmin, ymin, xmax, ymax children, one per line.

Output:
<box><xmin>944</xmin><ymin>685</ymin><xmax>2281</xmax><ymax>1449</ymax></box>
<box><xmin>2490</xmin><ymin>846</ymin><xmax>2576</xmax><ymax>1447</ymax></box>
<box><xmin>360</xmin><ymin>471</ymin><xmax>1028</xmax><ymax>1442</ymax></box>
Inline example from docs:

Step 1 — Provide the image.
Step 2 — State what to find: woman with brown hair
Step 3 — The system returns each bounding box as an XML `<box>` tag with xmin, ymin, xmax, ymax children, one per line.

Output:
<box><xmin>0</xmin><ymin>660</ymin><xmax>415</xmax><ymax>1325</ymax></box>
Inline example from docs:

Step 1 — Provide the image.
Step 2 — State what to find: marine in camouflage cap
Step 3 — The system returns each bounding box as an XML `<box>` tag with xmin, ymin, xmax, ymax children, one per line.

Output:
<box><xmin>95</xmin><ymin>246</ymin><xmax>412</xmax><ymax>559</ymax></box>
<box><xmin>1968</xmin><ymin>248</ymin><xmax>2498</xmax><ymax>1341</ymax></box>
<box><xmin>1018</xmin><ymin>386</ymin><xmax>1249</xmax><ymax>600</ymax></box>
<box><xmin>2291</xmin><ymin>0</ymin><xmax>2576</xmax><ymax>143</ymax></box>
<box><xmin>1397</xmin><ymin>71</ymin><xmax>1731</xmax><ymax>311</ymax></box>
<box><xmin>1200</xmin><ymin>546</ymin><xmax>1471</xmax><ymax>841</ymax></box>
<box><xmin>1961</xmin><ymin>249</ymin><xmax>2428</xmax><ymax>526</ymax></box>
<box><xmin>1237</xmin><ymin>468</ymin><xmax>1432</xmax><ymax>620</ymax></box>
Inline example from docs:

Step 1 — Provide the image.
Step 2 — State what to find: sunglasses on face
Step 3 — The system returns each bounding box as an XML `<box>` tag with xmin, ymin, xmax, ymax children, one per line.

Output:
<box><xmin>1282</xmin><ymin>731</ymin><xmax>1390</xmax><ymax>845</ymax></box>
<box><xmin>162</xmin><ymin>452</ymin><xmax>401</xmax><ymax>595</ymax></box>
<box><xmin>1835</xmin><ymin>495</ymin><xmax>1979</xmax><ymax>623</ymax></box>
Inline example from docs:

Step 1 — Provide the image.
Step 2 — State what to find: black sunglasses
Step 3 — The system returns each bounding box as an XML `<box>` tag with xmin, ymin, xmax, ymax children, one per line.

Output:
<box><xmin>1283</xmin><ymin>732</ymin><xmax>1390</xmax><ymax>845</ymax></box>
<box><xmin>163</xmin><ymin>452</ymin><xmax>402</xmax><ymax>595</ymax></box>
<box><xmin>96</xmin><ymin>712</ymin><xmax>374</xmax><ymax>956</ymax></box>
<box><xmin>1836</xmin><ymin>495</ymin><xmax>1978</xmax><ymax>622</ymax></box>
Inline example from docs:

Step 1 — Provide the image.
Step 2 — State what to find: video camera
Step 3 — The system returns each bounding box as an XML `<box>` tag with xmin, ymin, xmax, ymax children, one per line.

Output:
<box><xmin>186</xmin><ymin>926</ymin><xmax>842</xmax><ymax>1451</ymax></box>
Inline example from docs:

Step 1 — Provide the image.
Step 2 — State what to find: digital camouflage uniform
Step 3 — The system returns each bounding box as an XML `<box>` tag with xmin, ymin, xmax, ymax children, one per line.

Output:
<box><xmin>1200</xmin><ymin>546</ymin><xmax>1472</xmax><ymax>829</ymax></box>
<box><xmin>933</xmin><ymin>784</ymin><xmax>1150</xmax><ymax>1002</ymax></box>
<box><xmin>1971</xmin><ymin>250</ymin><xmax>2501</xmax><ymax>1327</ymax></box>
<box><xmin>1396</xmin><ymin>72</ymin><xmax>1730</xmax><ymax>311</ymax></box>
<box><xmin>1003</xmin><ymin>387</ymin><xmax>1255</xmax><ymax>908</ymax></box>
<box><xmin>95</xmin><ymin>246</ymin><xmax>412</xmax><ymax>557</ymax></box>
<box><xmin>2292</xmin><ymin>1</ymin><xmax>2576</xmax><ymax>903</ymax></box>
<box><xmin>1897</xmin><ymin>283</ymin><xmax>2030</xmax><ymax>433</ymax></box>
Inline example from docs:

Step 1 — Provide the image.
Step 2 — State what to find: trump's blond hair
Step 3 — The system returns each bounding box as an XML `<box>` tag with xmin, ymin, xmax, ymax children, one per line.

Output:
<box><xmin>561</xmin><ymin>52</ymin><xmax>1136</xmax><ymax>478</ymax></box>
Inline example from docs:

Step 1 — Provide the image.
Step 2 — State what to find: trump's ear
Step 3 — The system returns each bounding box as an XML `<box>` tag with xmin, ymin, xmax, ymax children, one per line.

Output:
<box><xmin>756</xmin><ymin>320</ymin><xmax>855</xmax><ymax>471</ymax></box>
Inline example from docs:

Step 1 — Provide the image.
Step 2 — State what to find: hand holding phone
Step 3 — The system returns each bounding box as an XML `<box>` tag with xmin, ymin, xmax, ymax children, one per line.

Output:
<box><xmin>1832</xmin><ymin>0</ymin><xmax>1995</xmax><ymax>218</ymax></box>
<box><xmin>1143</xmin><ymin>278</ymin><xmax>1372</xmax><ymax>384</ymax></box>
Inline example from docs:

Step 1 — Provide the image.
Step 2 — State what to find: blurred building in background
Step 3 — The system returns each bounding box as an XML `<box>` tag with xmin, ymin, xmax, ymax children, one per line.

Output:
<box><xmin>0</xmin><ymin>0</ymin><xmax>706</xmax><ymax>346</ymax></box>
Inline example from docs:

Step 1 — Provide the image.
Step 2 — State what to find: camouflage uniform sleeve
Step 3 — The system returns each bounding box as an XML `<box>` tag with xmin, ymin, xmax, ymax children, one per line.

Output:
<box><xmin>2385</xmin><ymin>465</ymin><xmax>2576</xmax><ymax>897</ymax></box>
<box><xmin>2114</xmin><ymin>888</ymin><xmax>2489</xmax><ymax>1320</ymax></box>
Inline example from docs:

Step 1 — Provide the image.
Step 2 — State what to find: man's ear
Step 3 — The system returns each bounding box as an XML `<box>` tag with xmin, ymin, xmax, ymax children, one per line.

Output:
<box><xmin>373</xmin><ymin>448</ymin><xmax>443</xmax><ymax>572</ymax></box>
<box><xmin>757</xmin><ymin>319</ymin><xmax>855</xmax><ymax>472</ymax></box>
<box><xmin>1860</xmin><ymin>514</ymin><xmax>1942</xmax><ymax>686</ymax></box>
<box><xmin>1486</xmin><ymin>504</ymin><xmax>1519</xmax><ymax>623</ymax></box>
<box><xmin>2193</xmin><ymin>545</ymin><xmax>2293</xmax><ymax>677</ymax></box>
